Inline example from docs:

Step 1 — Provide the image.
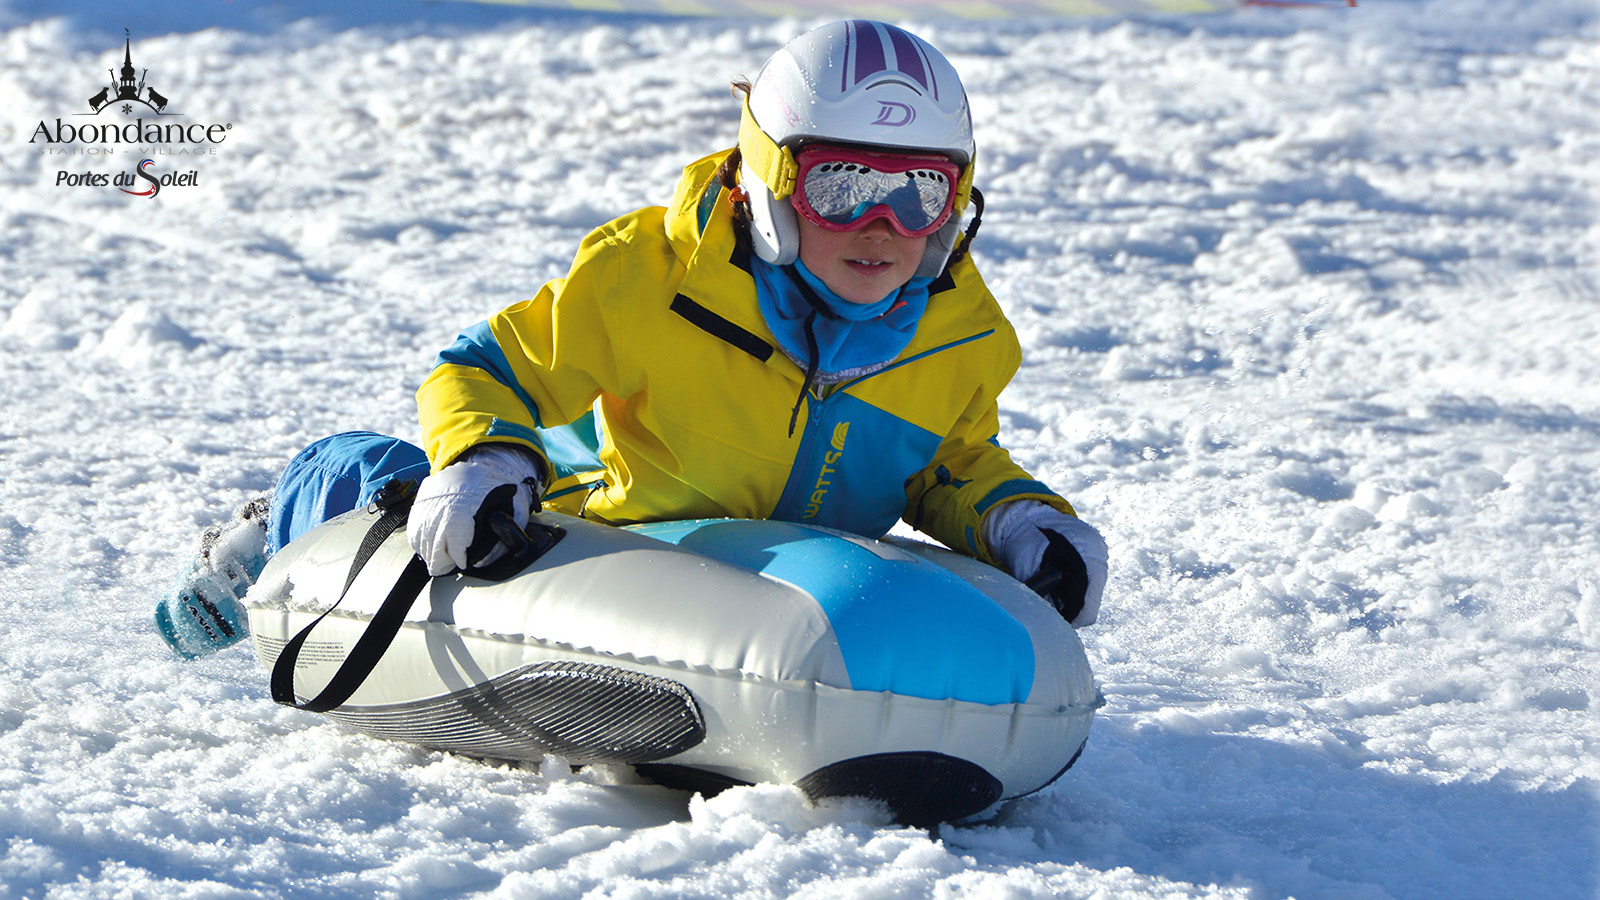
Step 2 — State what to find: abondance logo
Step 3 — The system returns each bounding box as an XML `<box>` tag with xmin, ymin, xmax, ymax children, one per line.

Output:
<box><xmin>30</xmin><ymin>29</ymin><xmax>232</xmax><ymax>199</ymax></box>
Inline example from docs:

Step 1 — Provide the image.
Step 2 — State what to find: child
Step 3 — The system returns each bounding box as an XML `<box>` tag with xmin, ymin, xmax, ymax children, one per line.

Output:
<box><xmin>157</xmin><ymin>20</ymin><xmax>1108</xmax><ymax>659</ymax></box>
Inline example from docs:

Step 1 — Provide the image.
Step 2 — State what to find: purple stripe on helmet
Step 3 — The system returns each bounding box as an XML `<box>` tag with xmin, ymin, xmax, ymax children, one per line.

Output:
<box><xmin>885</xmin><ymin>25</ymin><xmax>931</xmax><ymax>95</ymax></box>
<box><xmin>849</xmin><ymin>20</ymin><xmax>888</xmax><ymax>87</ymax></box>
<box><xmin>916</xmin><ymin>36</ymin><xmax>940</xmax><ymax>100</ymax></box>
<box><xmin>840</xmin><ymin>22</ymin><xmax>850</xmax><ymax>93</ymax></box>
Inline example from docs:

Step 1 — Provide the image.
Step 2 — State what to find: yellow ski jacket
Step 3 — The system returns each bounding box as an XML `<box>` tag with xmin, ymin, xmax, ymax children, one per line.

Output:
<box><xmin>417</xmin><ymin>151</ymin><xmax>1073</xmax><ymax>564</ymax></box>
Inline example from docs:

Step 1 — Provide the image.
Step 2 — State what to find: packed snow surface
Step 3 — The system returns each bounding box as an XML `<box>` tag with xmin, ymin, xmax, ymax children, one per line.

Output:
<box><xmin>0</xmin><ymin>1</ymin><xmax>1596</xmax><ymax>898</ymax></box>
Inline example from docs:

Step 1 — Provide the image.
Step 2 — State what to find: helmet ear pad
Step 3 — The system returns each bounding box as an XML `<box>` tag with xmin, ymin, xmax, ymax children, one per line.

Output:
<box><xmin>742</xmin><ymin>162</ymin><xmax>801</xmax><ymax>267</ymax></box>
<box><xmin>742</xmin><ymin>161</ymin><xmax>963</xmax><ymax>278</ymax></box>
<box><xmin>917</xmin><ymin>217</ymin><xmax>962</xmax><ymax>280</ymax></box>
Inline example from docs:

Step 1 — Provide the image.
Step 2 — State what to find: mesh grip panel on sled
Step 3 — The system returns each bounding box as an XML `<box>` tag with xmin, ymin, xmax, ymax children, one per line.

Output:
<box><xmin>323</xmin><ymin>660</ymin><xmax>707</xmax><ymax>765</ymax></box>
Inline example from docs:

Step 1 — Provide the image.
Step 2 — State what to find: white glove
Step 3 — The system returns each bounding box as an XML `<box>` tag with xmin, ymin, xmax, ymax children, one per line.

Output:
<box><xmin>408</xmin><ymin>443</ymin><xmax>546</xmax><ymax>576</ymax></box>
<box><xmin>983</xmin><ymin>500</ymin><xmax>1108</xmax><ymax>627</ymax></box>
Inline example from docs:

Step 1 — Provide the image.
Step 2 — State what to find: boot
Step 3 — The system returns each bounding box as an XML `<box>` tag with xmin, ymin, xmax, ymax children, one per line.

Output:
<box><xmin>154</xmin><ymin>494</ymin><xmax>271</xmax><ymax>659</ymax></box>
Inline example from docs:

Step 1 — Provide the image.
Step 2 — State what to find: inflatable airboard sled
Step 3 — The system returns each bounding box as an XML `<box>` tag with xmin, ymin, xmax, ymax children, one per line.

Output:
<box><xmin>247</xmin><ymin>506</ymin><xmax>1097</xmax><ymax>824</ymax></box>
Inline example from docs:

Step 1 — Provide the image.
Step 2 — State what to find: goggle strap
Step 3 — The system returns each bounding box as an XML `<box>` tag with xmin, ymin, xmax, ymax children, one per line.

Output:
<box><xmin>738</xmin><ymin>95</ymin><xmax>798</xmax><ymax>200</ymax></box>
<box><xmin>953</xmin><ymin>154</ymin><xmax>975</xmax><ymax>216</ymax></box>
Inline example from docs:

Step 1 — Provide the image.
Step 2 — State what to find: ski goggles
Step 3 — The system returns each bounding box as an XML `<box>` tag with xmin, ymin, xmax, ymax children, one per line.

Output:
<box><xmin>737</xmin><ymin>92</ymin><xmax>974</xmax><ymax>236</ymax></box>
<box><xmin>790</xmin><ymin>145</ymin><xmax>964</xmax><ymax>238</ymax></box>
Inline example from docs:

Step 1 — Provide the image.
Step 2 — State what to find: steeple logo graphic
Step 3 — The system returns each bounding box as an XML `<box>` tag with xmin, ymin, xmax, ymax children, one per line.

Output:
<box><xmin>87</xmin><ymin>30</ymin><xmax>175</xmax><ymax>116</ymax></box>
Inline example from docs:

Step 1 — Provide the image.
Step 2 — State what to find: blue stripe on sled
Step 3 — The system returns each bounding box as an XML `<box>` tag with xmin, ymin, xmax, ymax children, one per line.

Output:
<box><xmin>628</xmin><ymin>519</ymin><xmax>1034</xmax><ymax>705</ymax></box>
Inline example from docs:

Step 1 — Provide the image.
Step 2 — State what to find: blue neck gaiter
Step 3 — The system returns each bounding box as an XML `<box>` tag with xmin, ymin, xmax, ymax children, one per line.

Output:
<box><xmin>752</xmin><ymin>257</ymin><xmax>931</xmax><ymax>376</ymax></box>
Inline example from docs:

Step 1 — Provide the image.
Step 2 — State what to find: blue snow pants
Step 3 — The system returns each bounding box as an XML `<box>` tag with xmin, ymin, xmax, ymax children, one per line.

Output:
<box><xmin>266</xmin><ymin>431</ymin><xmax>430</xmax><ymax>557</ymax></box>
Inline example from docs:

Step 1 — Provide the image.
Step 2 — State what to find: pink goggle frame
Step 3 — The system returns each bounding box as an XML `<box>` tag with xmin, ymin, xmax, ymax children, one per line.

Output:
<box><xmin>790</xmin><ymin>144</ymin><xmax>964</xmax><ymax>239</ymax></box>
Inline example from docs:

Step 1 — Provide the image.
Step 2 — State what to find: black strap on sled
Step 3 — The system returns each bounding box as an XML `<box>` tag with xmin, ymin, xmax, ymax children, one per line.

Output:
<box><xmin>270</xmin><ymin>478</ymin><xmax>563</xmax><ymax>713</ymax></box>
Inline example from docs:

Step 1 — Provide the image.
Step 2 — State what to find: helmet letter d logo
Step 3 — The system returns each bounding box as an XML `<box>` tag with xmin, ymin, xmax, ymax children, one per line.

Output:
<box><xmin>871</xmin><ymin>101</ymin><xmax>916</xmax><ymax>127</ymax></box>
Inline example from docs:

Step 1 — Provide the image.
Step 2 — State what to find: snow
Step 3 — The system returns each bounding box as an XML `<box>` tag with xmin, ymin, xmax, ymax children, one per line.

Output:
<box><xmin>1</xmin><ymin>1</ymin><xmax>1596</xmax><ymax>898</ymax></box>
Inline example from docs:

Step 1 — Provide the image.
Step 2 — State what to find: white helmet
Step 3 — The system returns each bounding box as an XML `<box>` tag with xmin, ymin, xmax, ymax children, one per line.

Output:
<box><xmin>738</xmin><ymin>20</ymin><xmax>976</xmax><ymax>279</ymax></box>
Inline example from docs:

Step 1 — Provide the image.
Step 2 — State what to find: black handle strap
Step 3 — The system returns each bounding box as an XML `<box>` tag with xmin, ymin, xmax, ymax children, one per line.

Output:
<box><xmin>460</xmin><ymin>510</ymin><xmax>565</xmax><ymax>582</ymax></box>
<box><xmin>269</xmin><ymin>480</ymin><xmax>565</xmax><ymax>713</ymax></box>
<box><xmin>271</xmin><ymin>479</ymin><xmax>427</xmax><ymax>712</ymax></box>
<box><xmin>1023</xmin><ymin>526</ymin><xmax>1089</xmax><ymax>623</ymax></box>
